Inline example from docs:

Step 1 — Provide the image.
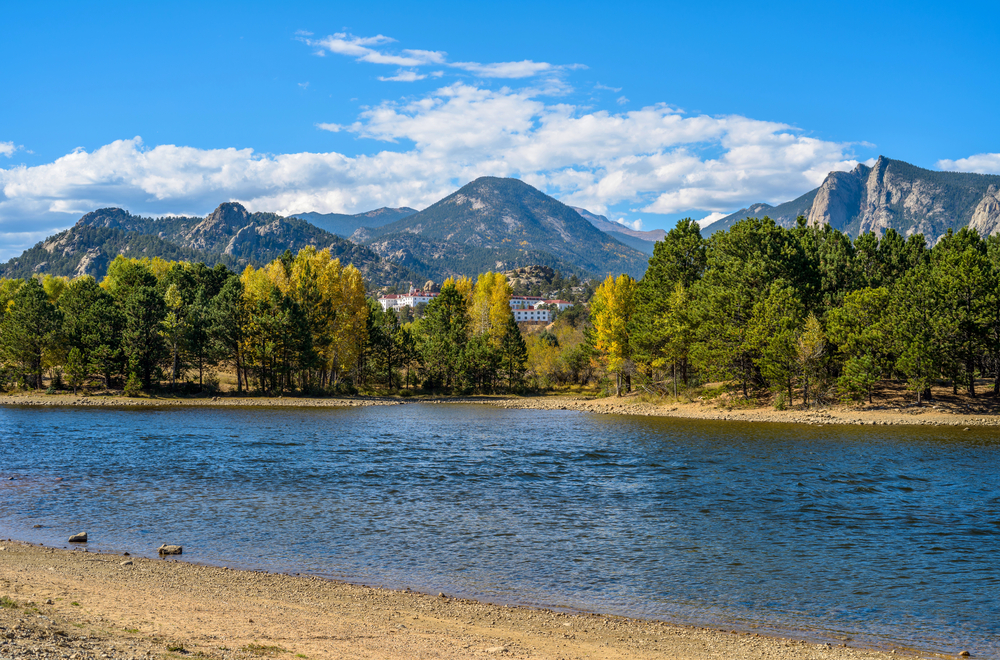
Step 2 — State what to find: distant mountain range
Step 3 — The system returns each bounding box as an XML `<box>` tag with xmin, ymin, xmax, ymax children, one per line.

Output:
<box><xmin>10</xmin><ymin>156</ymin><xmax>993</xmax><ymax>288</ymax></box>
<box><xmin>570</xmin><ymin>207</ymin><xmax>666</xmax><ymax>255</ymax></box>
<box><xmin>0</xmin><ymin>178</ymin><xmax>649</xmax><ymax>286</ymax></box>
<box><xmin>0</xmin><ymin>203</ymin><xmax>416</xmax><ymax>286</ymax></box>
<box><xmin>291</xmin><ymin>207</ymin><xmax>417</xmax><ymax>238</ymax></box>
<box><xmin>711</xmin><ymin>156</ymin><xmax>1000</xmax><ymax>242</ymax></box>
<box><xmin>347</xmin><ymin>177</ymin><xmax>649</xmax><ymax>280</ymax></box>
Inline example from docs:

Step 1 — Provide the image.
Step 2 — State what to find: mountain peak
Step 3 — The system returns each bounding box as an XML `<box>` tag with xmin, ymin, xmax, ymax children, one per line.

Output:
<box><xmin>76</xmin><ymin>207</ymin><xmax>135</xmax><ymax>229</ymax></box>
<box><xmin>204</xmin><ymin>202</ymin><xmax>251</xmax><ymax>230</ymax></box>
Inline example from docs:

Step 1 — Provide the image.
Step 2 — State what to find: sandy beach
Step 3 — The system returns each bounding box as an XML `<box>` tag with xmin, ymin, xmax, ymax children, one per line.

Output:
<box><xmin>2</xmin><ymin>387</ymin><xmax>999</xmax><ymax>428</ymax></box>
<box><xmin>0</xmin><ymin>540</ymin><xmax>926</xmax><ymax>660</ymax></box>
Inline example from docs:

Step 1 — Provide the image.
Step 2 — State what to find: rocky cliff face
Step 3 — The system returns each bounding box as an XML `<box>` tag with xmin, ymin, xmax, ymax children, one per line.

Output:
<box><xmin>718</xmin><ymin>157</ymin><xmax>1000</xmax><ymax>242</ymax></box>
<box><xmin>968</xmin><ymin>185</ymin><xmax>1000</xmax><ymax>237</ymax></box>
<box><xmin>808</xmin><ymin>157</ymin><xmax>966</xmax><ymax>239</ymax></box>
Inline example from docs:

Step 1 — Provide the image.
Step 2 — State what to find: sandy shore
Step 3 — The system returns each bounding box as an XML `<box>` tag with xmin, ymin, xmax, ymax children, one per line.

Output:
<box><xmin>0</xmin><ymin>541</ymin><xmax>927</xmax><ymax>660</ymax></box>
<box><xmin>3</xmin><ymin>390</ymin><xmax>999</xmax><ymax>428</ymax></box>
<box><xmin>476</xmin><ymin>396</ymin><xmax>1000</xmax><ymax>428</ymax></box>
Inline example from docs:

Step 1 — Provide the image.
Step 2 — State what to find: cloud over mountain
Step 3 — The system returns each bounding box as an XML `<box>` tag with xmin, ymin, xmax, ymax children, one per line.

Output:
<box><xmin>0</xmin><ymin>81</ymin><xmax>872</xmax><ymax>259</ymax></box>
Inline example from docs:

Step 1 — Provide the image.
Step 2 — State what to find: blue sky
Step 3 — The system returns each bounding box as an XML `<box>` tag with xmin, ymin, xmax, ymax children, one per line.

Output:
<box><xmin>1</xmin><ymin>0</ymin><xmax>998</xmax><ymax>259</ymax></box>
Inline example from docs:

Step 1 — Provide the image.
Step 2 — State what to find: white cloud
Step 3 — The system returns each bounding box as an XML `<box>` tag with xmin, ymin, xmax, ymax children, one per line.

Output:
<box><xmin>1</xmin><ymin>142</ymin><xmax>19</xmax><ymax>157</ymax></box>
<box><xmin>696</xmin><ymin>211</ymin><xmax>728</xmax><ymax>228</ymax></box>
<box><xmin>450</xmin><ymin>60</ymin><xmax>555</xmax><ymax>79</ymax></box>
<box><xmin>0</xmin><ymin>83</ymin><xmax>867</xmax><ymax>260</ymax></box>
<box><xmin>302</xmin><ymin>31</ymin><xmax>573</xmax><ymax>81</ymax></box>
<box><xmin>616</xmin><ymin>96</ymin><xmax>629</xmax><ymax>105</ymax></box>
<box><xmin>937</xmin><ymin>153</ymin><xmax>1000</xmax><ymax>174</ymax></box>
<box><xmin>594</xmin><ymin>83</ymin><xmax>622</xmax><ymax>93</ymax></box>
<box><xmin>378</xmin><ymin>70</ymin><xmax>426</xmax><ymax>82</ymax></box>
<box><xmin>616</xmin><ymin>217</ymin><xmax>643</xmax><ymax>231</ymax></box>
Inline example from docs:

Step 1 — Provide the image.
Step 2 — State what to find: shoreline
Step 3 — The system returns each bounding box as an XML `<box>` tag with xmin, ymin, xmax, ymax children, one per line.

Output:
<box><xmin>3</xmin><ymin>391</ymin><xmax>1000</xmax><ymax>428</ymax></box>
<box><xmin>0</xmin><ymin>539</ymin><xmax>929</xmax><ymax>660</ymax></box>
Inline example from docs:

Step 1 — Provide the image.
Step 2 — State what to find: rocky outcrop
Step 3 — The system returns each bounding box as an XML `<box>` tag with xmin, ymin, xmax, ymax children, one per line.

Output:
<box><xmin>69</xmin><ymin>532</ymin><xmax>87</xmax><ymax>543</ymax></box>
<box><xmin>807</xmin><ymin>166</ymin><xmax>867</xmax><ymax>231</ymax></box>
<box><xmin>968</xmin><ymin>185</ymin><xmax>1000</xmax><ymax>237</ymax></box>
<box><xmin>768</xmin><ymin>156</ymin><xmax>1000</xmax><ymax>242</ymax></box>
<box><xmin>185</xmin><ymin>202</ymin><xmax>251</xmax><ymax>249</ymax></box>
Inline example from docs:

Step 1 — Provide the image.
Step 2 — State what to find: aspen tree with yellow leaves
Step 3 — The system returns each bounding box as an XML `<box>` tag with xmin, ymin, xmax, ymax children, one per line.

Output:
<box><xmin>591</xmin><ymin>274</ymin><xmax>637</xmax><ymax>396</ymax></box>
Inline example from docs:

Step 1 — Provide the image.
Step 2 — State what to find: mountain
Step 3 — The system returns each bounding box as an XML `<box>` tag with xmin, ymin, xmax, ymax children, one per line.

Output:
<box><xmin>709</xmin><ymin>157</ymin><xmax>1000</xmax><ymax>242</ymax></box>
<box><xmin>0</xmin><ymin>203</ymin><xmax>417</xmax><ymax>286</ymax></box>
<box><xmin>292</xmin><ymin>207</ymin><xmax>417</xmax><ymax>238</ymax></box>
<box><xmin>570</xmin><ymin>207</ymin><xmax>666</xmax><ymax>255</ymax></box>
<box><xmin>351</xmin><ymin>177</ymin><xmax>649</xmax><ymax>279</ymax></box>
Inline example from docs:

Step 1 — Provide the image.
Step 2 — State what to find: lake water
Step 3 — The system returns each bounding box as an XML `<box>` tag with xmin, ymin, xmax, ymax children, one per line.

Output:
<box><xmin>1</xmin><ymin>403</ymin><xmax>997</xmax><ymax>657</ymax></box>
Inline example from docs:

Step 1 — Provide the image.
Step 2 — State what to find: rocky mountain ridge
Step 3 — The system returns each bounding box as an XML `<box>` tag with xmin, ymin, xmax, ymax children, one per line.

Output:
<box><xmin>0</xmin><ymin>203</ymin><xmax>416</xmax><ymax>286</ymax></box>
<box><xmin>712</xmin><ymin>157</ymin><xmax>1000</xmax><ymax>242</ymax></box>
<box><xmin>349</xmin><ymin>177</ymin><xmax>649</xmax><ymax>279</ymax></box>
<box><xmin>291</xmin><ymin>207</ymin><xmax>417</xmax><ymax>238</ymax></box>
<box><xmin>570</xmin><ymin>207</ymin><xmax>666</xmax><ymax>255</ymax></box>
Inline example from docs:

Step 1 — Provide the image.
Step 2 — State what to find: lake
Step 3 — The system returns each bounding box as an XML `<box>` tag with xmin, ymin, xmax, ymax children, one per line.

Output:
<box><xmin>1</xmin><ymin>403</ymin><xmax>997</xmax><ymax>656</ymax></box>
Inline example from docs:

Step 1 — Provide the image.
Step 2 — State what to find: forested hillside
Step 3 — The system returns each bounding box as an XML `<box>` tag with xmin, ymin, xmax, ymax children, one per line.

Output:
<box><xmin>0</xmin><ymin>204</ymin><xmax>418</xmax><ymax>288</ymax></box>
<box><xmin>594</xmin><ymin>216</ymin><xmax>1000</xmax><ymax>403</ymax></box>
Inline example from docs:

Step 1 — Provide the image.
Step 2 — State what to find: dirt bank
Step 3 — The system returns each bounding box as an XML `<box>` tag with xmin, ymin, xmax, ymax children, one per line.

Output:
<box><xmin>476</xmin><ymin>395</ymin><xmax>1000</xmax><ymax>428</ymax></box>
<box><xmin>0</xmin><ymin>541</ymin><xmax>927</xmax><ymax>660</ymax></box>
<box><xmin>3</xmin><ymin>385</ymin><xmax>999</xmax><ymax>428</ymax></box>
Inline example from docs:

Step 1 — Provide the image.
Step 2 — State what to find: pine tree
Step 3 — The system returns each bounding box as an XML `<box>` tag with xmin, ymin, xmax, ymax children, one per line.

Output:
<box><xmin>498</xmin><ymin>311</ymin><xmax>528</xmax><ymax>392</ymax></box>
<box><xmin>0</xmin><ymin>279</ymin><xmax>63</xmax><ymax>389</ymax></box>
<box><xmin>123</xmin><ymin>286</ymin><xmax>167</xmax><ymax>390</ymax></box>
<box><xmin>419</xmin><ymin>284</ymin><xmax>470</xmax><ymax>390</ymax></box>
<box><xmin>747</xmin><ymin>282</ymin><xmax>803</xmax><ymax>404</ymax></box>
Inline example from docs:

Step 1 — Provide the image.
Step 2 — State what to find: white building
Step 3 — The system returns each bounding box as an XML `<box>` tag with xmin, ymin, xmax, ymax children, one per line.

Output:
<box><xmin>379</xmin><ymin>288</ymin><xmax>439</xmax><ymax>311</ymax></box>
<box><xmin>512</xmin><ymin>307</ymin><xmax>552</xmax><ymax>323</ymax></box>
<box><xmin>378</xmin><ymin>289</ymin><xmax>572</xmax><ymax>322</ymax></box>
<box><xmin>509</xmin><ymin>296</ymin><xmax>545</xmax><ymax>309</ymax></box>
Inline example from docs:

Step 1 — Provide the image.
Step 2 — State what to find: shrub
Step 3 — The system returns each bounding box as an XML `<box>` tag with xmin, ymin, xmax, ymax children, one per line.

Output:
<box><xmin>123</xmin><ymin>373</ymin><xmax>143</xmax><ymax>397</ymax></box>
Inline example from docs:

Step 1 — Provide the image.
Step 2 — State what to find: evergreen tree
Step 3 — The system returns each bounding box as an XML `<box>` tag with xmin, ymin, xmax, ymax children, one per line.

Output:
<box><xmin>497</xmin><ymin>311</ymin><xmax>528</xmax><ymax>392</ymax></box>
<box><xmin>826</xmin><ymin>287</ymin><xmax>892</xmax><ymax>403</ymax></box>
<box><xmin>631</xmin><ymin>219</ymin><xmax>704</xmax><ymax>372</ymax></box>
<box><xmin>419</xmin><ymin>284</ymin><xmax>470</xmax><ymax>389</ymax></box>
<box><xmin>59</xmin><ymin>276</ymin><xmax>125</xmax><ymax>388</ymax></box>
<box><xmin>891</xmin><ymin>264</ymin><xmax>942</xmax><ymax>404</ymax></box>
<box><xmin>0</xmin><ymin>279</ymin><xmax>63</xmax><ymax>389</ymax></box>
<box><xmin>747</xmin><ymin>282</ymin><xmax>803</xmax><ymax>404</ymax></box>
<box><xmin>123</xmin><ymin>286</ymin><xmax>167</xmax><ymax>389</ymax></box>
<box><xmin>208</xmin><ymin>276</ymin><xmax>248</xmax><ymax>393</ymax></box>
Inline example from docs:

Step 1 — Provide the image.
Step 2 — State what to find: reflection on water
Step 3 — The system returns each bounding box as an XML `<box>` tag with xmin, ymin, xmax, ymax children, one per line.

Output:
<box><xmin>1</xmin><ymin>403</ymin><xmax>997</xmax><ymax>656</ymax></box>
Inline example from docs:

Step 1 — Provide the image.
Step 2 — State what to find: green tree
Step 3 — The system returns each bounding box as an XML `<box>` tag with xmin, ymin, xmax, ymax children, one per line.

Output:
<box><xmin>826</xmin><ymin>287</ymin><xmax>892</xmax><ymax>403</ymax></box>
<box><xmin>931</xmin><ymin>228</ymin><xmax>991</xmax><ymax>396</ymax></box>
<box><xmin>747</xmin><ymin>282</ymin><xmax>803</xmax><ymax>404</ymax></box>
<box><xmin>419</xmin><ymin>284</ymin><xmax>470</xmax><ymax>390</ymax></box>
<box><xmin>891</xmin><ymin>264</ymin><xmax>941</xmax><ymax>404</ymax></box>
<box><xmin>497</xmin><ymin>311</ymin><xmax>528</xmax><ymax>392</ymax></box>
<box><xmin>65</xmin><ymin>347</ymin><xmax>88</xmax><ymax>394</ymax></box>
<box><xmin>631</xmin><ymin>219</ymin><xmax>704</xmax><ymax>372</ymax></box>
<box><xmin>797</xmin><ymin>313</ymin><xmax>826</xmax><ymax>407</ymax></box>
<box><xmin>123</xmin><ymin>286</ymin><xmax>167</xmax><ymax>389</ymax></box>
<box><xmin>208</xmin><ymin>276</ymin><xmax>248</xmax><ymax>393</ymax></box>
<box><xmin>59</xmin><ymin>276</ymin><xmax>125</xmax><ymax>388</ymax></box>
<box><xmin>0</xmin><ymin>279</ymin><xmax>63</xmax><ymax>389</ymax></box>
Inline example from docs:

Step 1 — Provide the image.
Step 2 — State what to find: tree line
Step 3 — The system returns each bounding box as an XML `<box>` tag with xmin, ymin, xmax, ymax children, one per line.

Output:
<box><xmin>590</xmin><ymin>216</ymin><xmax>1000</xmax><ymax>404</ymax></box>
<box><xmin>0</xmin><ymin>248</ymin><xmax>528</xmax><ymax>395</ymax></box>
